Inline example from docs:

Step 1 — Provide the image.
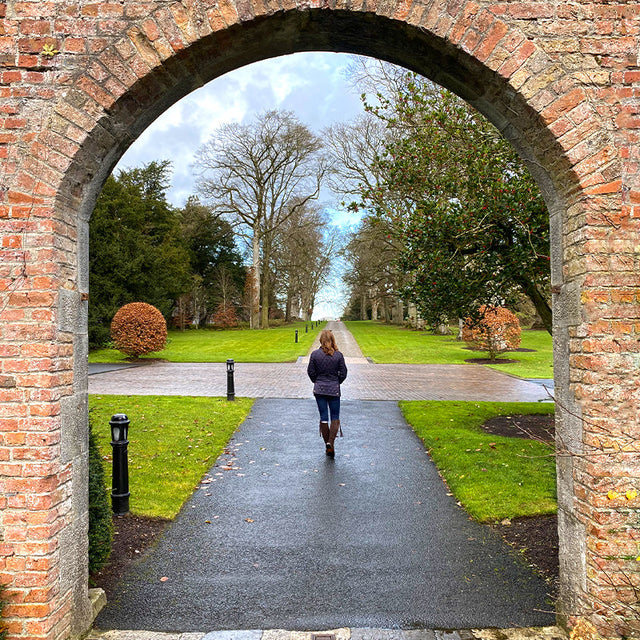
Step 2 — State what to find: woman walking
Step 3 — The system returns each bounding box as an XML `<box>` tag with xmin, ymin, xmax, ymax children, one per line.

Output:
<box><xmin>307</xmin><ymin>329</ymin><xmax>348</xmax><ymax>457</ymax></box>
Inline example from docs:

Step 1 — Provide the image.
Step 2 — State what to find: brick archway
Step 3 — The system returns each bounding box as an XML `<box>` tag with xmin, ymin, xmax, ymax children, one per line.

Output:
<box><xmin>1</xmin><ymin>2</ymin><xmax>638</xmax><ymax>639</ymax></box>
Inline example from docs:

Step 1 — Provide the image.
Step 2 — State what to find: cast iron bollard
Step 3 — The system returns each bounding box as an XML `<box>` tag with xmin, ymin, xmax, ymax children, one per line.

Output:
<box><xmin>295</xmin><ymin>329</ymin><xmax>298</xmax><ymax>343</ymax></box>
<box><xmin>226</xmin><ymin>359</ymin><xmax>235</xmax><ymax>401</ymax></box>
<box><xmin>110</xmin><ymin>413</ymin><xmax>130</xmax><ymax>515</ymax></box>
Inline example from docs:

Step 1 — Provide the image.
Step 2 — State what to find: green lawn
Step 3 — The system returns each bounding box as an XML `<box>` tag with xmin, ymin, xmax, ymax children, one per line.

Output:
<box><xmin>89</xmin><ymin>394</ymin><xmax>253</xmax><ymax>518</ymax></box>
<box><xmin>345</xmin><ymin>321</ymin><xmax>553</xmax><ymax>379</ymax></box>
<box><xmin>89</xmin><ymin>321</ymin><xmax>325</xmax><ymax>363</ymax></box>
<box><xmin>401</xmin><ymin>400</ymin><xmax>556</xmax><ymax>522</ymax></box>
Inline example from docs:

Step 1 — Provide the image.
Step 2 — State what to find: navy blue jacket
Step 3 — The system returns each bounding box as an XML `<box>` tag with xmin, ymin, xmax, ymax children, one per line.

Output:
<box><xmin>307</xmin><ymin>348</ymin><xmax>348</xmax><ymax>397</ymax></box>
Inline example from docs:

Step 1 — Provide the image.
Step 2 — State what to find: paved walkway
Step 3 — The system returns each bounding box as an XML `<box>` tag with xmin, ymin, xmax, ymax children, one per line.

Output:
<box><xmin>301</xmin><ymin>321</ymin><xmax>370</xmax><ymax>365</ymax></box>
<box><xmin>89</xmin><ymin>322</ymin><xmax>561</xmax><ymax>637</ymax></box>
<box><xmin>95</xmin><ymin>399</ymin><xmax>556</xmax><ymax>633</ymax></box>
<box><xmin>89</xmin><ymin>323</ymin><xmax>551</xmax><ymax>402</ymax></box>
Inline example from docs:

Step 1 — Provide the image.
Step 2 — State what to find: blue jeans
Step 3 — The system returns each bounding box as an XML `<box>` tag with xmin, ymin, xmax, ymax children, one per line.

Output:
<box><xmin>315</xmin><ymin>394</ymin><xmax>340</xmax><ymax>422</ymax></box>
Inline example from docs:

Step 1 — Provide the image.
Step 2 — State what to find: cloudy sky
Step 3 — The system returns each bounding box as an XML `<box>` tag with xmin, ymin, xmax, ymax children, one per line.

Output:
<box><xmin>116</xmin><ymin>52</ymin><xmax>369</xmax><ymax>317</ymax></box>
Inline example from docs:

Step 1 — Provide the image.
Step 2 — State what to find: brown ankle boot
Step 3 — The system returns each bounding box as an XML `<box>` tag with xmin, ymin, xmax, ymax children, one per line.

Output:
<box><xmin>319</xmin><ymin>421</ymin><xmax>329</xmax><ymax>443</ymax></box>
<box><xmin>327</xmin><ymin>419</ymin><xmax>342</xmax><ymax>457</ymax></box>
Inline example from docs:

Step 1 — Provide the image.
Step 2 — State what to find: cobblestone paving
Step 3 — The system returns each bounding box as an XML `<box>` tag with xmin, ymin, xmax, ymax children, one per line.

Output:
<box><xmin>89</xmin><ymin>321</ymin><xmax>550</xmax><ymax>402</ymax></box>
<box><xmin>89</xmin><ymin>360</ymin><xmax>550</xmax><ymax>402</ymax></box>
<box><xmin>88</xmin><ymin>323</ymin><xmax>558</xmax><ymax>638</ymax></box>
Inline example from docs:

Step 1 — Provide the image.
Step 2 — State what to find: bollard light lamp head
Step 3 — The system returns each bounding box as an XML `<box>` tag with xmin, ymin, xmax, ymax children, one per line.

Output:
<box><xmin>110</xmin><ymin>413</ymin><xmax>130</xmax><ymax>442</ymax></box>
<box><xmin>226</xmin><ymin>359</ymin><xmax>234</xmax><ymax>373</ymax></box>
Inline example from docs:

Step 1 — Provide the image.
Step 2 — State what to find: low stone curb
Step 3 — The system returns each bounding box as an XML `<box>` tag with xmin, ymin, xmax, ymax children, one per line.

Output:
<box><xmin>86</xmin><ymin>626</ymin><xmax>568</xmax><ymax>640</ymax></box>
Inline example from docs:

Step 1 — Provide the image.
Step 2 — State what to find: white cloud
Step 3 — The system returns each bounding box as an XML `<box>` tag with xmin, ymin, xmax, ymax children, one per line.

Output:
<box><xmin>117</xmin><ymin>52</ymin><xmax>365</xmax><ymax>207</ymax></box>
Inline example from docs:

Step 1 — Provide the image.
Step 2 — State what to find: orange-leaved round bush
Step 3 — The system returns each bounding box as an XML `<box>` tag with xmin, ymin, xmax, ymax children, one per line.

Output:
<box><xmin>211</xmin><ymin>302</ymin><xmax>238</xmax><ymax>328</ymax></box>
<box><xmin>110</xmin><ymin>302</ymin><xmax>168</xmax><ymax>358</ymax></box>
<box><xmin>461</xmin><ymin>305</ymin><xmax>521</xmax><ymax>359</ymax></box>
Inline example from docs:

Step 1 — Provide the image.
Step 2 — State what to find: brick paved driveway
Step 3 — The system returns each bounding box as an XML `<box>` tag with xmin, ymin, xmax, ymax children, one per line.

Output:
<box><xmin>89</xmin><ymin>322</ymin><xmax>552</xmax><ymax>402</ymax></box>
<box><xmin>89</xmin><ymin>360</ymin><xmax>551</xmax><ymax>402</ymax></box>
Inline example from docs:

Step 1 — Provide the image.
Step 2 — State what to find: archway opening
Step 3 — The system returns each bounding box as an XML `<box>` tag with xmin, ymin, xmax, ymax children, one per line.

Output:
<box><xmin>80</xmin><ymin>36</ymin><xmax>555</xmax><ymax>636</ymax></box>
<box><xmin>38</xmin><ymin>6</ymin><xmax>599</xmax><ymax>638</ymax></box>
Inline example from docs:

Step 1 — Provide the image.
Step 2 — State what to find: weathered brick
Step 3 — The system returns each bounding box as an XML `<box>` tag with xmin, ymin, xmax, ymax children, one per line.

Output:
<box><xmin>0</xmin><ymin>3</ymin><xmax>639</xmax><ymax>640</ymax></box>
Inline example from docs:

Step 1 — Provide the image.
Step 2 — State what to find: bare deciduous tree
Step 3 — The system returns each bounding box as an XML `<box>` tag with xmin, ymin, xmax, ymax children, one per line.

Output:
<box><xmin>271</xmin><ymin>204</ymin><xmax>335</xmax><ymax>321</ymax></box>
<box><xmin>195</xmin><ymin>109</ymin><xmax>328</xmax><ymax>328</ymax></box>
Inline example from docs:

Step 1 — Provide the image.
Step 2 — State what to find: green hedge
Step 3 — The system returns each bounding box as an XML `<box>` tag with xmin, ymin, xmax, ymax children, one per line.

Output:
<box><xmin>88</xmin><ymin>413</ymin><xmax>113</xmax><ymax>573</ymax></box>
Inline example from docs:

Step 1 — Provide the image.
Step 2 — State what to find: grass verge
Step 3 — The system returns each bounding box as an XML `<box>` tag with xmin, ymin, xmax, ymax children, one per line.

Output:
<box><xmin>400</xmin><ymin>400</ymin><xmax>556</xmax><ymax>522</ymax></box>
<box><xmin>89</xmin><ymin>394</ymin><xmax>253</xmax><ymax>518</ymax></box>
<box><xmin>345</xmin><ymin>320</ymin><xmax>553</xmax><ymax>379</ymax></box>
<box><xmin>90</xmin><ymin>321</ymin><xmax>326</xmax><ymax>364</ymax></box>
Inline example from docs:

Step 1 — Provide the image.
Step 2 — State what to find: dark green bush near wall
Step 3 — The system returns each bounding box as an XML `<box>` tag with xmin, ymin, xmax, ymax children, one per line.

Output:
<box><xmin>0</xmin><ymin>581</ymin><xmax>7</xmax><ymax>639</ymax></box>
<box><xmin>88</xmin><ymin>413</ymin><xmax>113</xmax><ymax>573</ymax></box>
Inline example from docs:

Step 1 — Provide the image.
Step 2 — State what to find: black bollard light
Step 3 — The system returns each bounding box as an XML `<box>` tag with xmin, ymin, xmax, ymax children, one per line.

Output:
<box><xmin>295</xmin><ymin>329</ymin><xmax>298</xmax><ymax>343</ymax></box>
<box><xmin>110</xmin><ymin>413</ymin><xmax>130</xmax><ymax>515</ymax></box>
<box><xmin>305</xmin><ymin>324</ymin><xmax>308</xmax><ymax>333</ymax></box>
<box><xmin>226</xmin><ymin>359</ymin><xmax>235</xmax><ymax>401</ymax></box>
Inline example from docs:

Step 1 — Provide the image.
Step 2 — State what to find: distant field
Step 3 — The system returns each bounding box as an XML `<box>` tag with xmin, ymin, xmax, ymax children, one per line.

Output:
<box><xmin>89</xmin><ymin>321</ymin><xmax>325</xmax><ymax>363</ymax></box>
<box><xmin>344</xmin><ymin>321</ymin><xmax>553</xmax><ymax>379</ymax></box>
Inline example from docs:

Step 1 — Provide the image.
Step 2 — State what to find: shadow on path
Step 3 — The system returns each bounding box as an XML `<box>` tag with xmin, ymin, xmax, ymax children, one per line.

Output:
<box><xmin>96</xmin><ymin>399</ymin><xmax>554</xmax><ymax>632</ymax></box>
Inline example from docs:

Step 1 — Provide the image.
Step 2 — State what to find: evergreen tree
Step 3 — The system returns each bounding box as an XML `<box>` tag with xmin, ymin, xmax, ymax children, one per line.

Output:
<box><xmin>89</xmin><ymin>161</ymin><xmax>191</xmax><ymax>346</ymax></box>
<box><xmin>178</xmin><ymin>197</ymin><xmax>245</xmax><ymax>325</ymax></box>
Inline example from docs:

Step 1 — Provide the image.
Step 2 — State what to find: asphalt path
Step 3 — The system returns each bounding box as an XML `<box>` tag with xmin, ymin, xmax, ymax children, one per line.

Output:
<box><xmin>96</xmin><ymin>398</ymin><xmax>554</xmax><ymax>632</ymax></box>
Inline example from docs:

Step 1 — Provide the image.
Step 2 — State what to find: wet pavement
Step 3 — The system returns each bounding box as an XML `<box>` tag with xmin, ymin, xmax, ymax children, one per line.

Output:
<box><xmin>89</xmin><ymin>322</ymin><xmax>551</xmax><ymax>403</ymax></box>
<box><xmin>95</xmin><ymin>399</ymin><xmax>555</xmax><ymax>633</ymax></box>
<box><xmin>89</xmin><ymin>361</ymin><xmax>550</xmax><ymax>402</ymax></box>
<box><xmin>90</xmin><ymin>322</ymin><xmax>559</xmax><ymax>636</ymax></box>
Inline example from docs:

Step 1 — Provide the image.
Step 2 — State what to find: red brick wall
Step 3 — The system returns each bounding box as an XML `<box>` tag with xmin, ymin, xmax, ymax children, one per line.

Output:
<box><xmin>1</xmin><ymin>1</ymin><xmax>639</xmax><ymax>638</ymax></box>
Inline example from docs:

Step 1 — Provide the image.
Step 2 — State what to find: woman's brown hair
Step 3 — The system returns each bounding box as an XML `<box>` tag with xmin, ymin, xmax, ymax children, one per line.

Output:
<box><xmin>319</xmin><ymin>329</ymin><xmax>338</xmax><ymax>356</ymax></box>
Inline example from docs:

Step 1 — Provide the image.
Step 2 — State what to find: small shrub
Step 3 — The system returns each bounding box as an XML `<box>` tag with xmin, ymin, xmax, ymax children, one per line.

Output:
<box><xmin>88</xmin><ymin>412</ymin><xmax>113</xmax><ymax>573</ymax></box>
<box><xmin>212</xmin><ymin>302</ymin><xmax>238</xmax><ymax>328</ymax></box>
<box><xmin>0</xmin><ymin>581</ymin><xmax>7</xmax><ymax>640</ymax></box>
<box><xmin>111</xmin><ymin>302</ymin><xmax>167</xmax><ymax>358</ymax></box>
<box><xmin>462</xmin><ymin>305</ymin><xmax>521</xmax><ymax>359</ymax></box>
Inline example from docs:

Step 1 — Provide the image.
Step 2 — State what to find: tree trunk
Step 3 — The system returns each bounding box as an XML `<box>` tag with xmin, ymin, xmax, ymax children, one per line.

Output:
<box><xmin>361</xmin><ymin>293</ymin><xmax>368</xmax><ymax>320</ymax></box>
<box><xmin>514</xmin><ymin>276</ymin><xmax>552</xmax><ymax>335</ymax></box>
<box><xmin>382</xmin><ymin>299</ymin><xmax>390</xmax><ymax>323</ymax></box>
<box><xmin>371</xmin><ymin>299</ymin><xmax>379</xmax><ymax>321</ymax></box>
<box><xmin>285</xmin><ymin>290</ymin><xmax>292</xmax><ymax>323</ymax></box>
<box><xmin>392</xmin><ymin>298</ymin><xmax>404</xmax><ymax>325</ymax></box>
<box><xmin>260</xmin><ymin>237</ymin><xmax>271</xmax><ymax>329</ymax></box>
<box><xmin>251</xmin><ymin>232</ymin><xmax>261</xmax><ymax>329</ymax></box>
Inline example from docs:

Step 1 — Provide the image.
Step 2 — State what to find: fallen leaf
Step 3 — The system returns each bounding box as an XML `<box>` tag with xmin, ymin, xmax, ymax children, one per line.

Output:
<box><xmin>608</xmin><ymin>490</ymin><xmax>619</xmax><ymax>500</ymax></box>
<box><xmin>160</xmin><ymin>576</ymin><xmax>169</xmax><ymax>582</ymax></box>
<box><xmin>245</xmin><ymin>518</ymin><xmax>254</xmax><ymax>523</ymax></box>
<box><xmin>627</xmin><ymin>490</ymin><xmax>637</xmax><ymax>500</ymax></box>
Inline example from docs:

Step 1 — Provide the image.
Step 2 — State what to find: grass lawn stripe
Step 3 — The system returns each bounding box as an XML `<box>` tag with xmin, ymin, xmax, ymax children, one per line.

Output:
<box><xmin>89</xmin><ymin>394</ymin><xmax>253</xmax><ymax>519</ymax></box>
<box><xmin>400</xmin><ymin>400</ymin><xmax>556</xmax><ymax>523</ymax></box>
<box><xmin>90</xmin><ymin>321</ymin><xmax>326</xmax><ymax>364</ymax></box>
<box><xmin>345</xmin><ymin>320</ymin><xmax>553</xmax><ymax>379</ymax></box>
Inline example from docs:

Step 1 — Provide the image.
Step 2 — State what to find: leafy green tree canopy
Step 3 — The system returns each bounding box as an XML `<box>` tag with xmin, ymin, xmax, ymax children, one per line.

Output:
<box><xmin>354</xmin><ymin>74</ymin><xmax>552</xmax><ymax>333</ymax></box>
